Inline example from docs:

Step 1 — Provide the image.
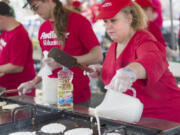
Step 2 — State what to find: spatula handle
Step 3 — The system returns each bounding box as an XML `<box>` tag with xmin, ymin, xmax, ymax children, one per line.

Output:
<box><xmin>77</xmin><ymin>64</ymin><xmax>94</xmax><ymax>73</ymax></box>
<box><xmin>5</xmin><ymin>89</ymin><xmax>19</xmax><ymax>93</ymax></box>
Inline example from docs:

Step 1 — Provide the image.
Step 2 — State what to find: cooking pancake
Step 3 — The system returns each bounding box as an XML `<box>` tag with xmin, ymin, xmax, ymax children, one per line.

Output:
<box><xmin>40</xmin><ymin>123</ymin><xmax>66</xmax><ymax>134</ymax></box>
<box><xmin>9</xmin><ymin>131</ymin><xmax>36</xmax><ymax>135</ymax></box>
<box><xmin>0</xmin><ymin>101</ymin><xmax>7</xmax><ymax>107</ymax></box>
<box><xmin>2</xmin><ymin>104</ymin><xmax>20</xmax><ymax>110</ymax></box>
<box><xmin>64</xmin><ymin>128</ymin><xmax>93</xmax><ymax>135</ymax></box>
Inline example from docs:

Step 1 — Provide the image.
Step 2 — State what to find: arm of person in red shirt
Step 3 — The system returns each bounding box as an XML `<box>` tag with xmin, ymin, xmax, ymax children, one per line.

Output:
<box><xmin>18</xmin><ymin>75</ymin><xmax>42</xmax><ymax>94</ymax></box>
<box><xmin>108</xmin><ymin>40</ymin><xmax>167</xmax><ymax>83</ymax></box>
<box><xmin>0</xmin><ymin>63</ymin><xmax>23</xmax><ymax>76</ymax></box>
<box><xmin>74</xmin><ymin>15</ymin><xmax>103</xmax><ymax>65</ymax></box>
<box><xmin>133</xmin><ymin>40</ymin><xmax>167</xmax><ymax>85</ymax></box>
<box><xmin>125</xmin><ymin>62</ymin><xmax>147</xmax><ymax>79</ymax></box>
<box><xmin>75</xmin><ymin>46</ymin><xmax>103</xmax><ymax>65</ymax></box>
<box><xmin>106</xmin><ymin>40</ymin><xmax>167</xmax><ymax>92</ymax></box>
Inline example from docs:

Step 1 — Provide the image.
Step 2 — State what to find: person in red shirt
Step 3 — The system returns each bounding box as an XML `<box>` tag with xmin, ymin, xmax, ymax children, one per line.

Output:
<box><xmin>151</xmin><ymin>0</ymin><xmax>163</xmax><ymax>29</ymax></box>
<box><xmin>72</xmin><ymin>1</ymin><xmax>82</xmax><ymax>12</ymax></box>
<box><xmin>88</xmin><ymin>0</ymin><xmax>180</xmax><ymax>123</ymax></box>
<box><xmin>19</xmin><ymin>0</ymin><xmax>103</xmax><ymax>107</ymax></box>
<box><xmin>90</xmin><ymin>0</ymin><xmax>101</xmax><ymax>24</ymax></box>
<box><xmin>135</xmin><ymin>0</ymin><xmax>178</xmax><ymax>60</ymax></box>
<box><xmin>0</xmin><ymin>2</ymin><xmax>36</xmax><ymax>96</ymax></box>
<box><xmin>81</xmin><ymin>0</ymin><xmax>101</xmax><ymax>24</ymax></box>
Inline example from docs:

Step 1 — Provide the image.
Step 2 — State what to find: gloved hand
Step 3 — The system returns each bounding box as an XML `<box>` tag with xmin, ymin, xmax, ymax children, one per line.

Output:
<box><xmin>38</xmin><ymin>66</ymin><xmax>52</xmax><ymax>77</ymax></box>
<box><xmin>18</xmin><ymin>81</ymin><xmax>36</xmax><ymax>95</ymax></box>
<box><xmin>83</xmin><ymin>64</ymin><xmax>102</xmax><ymax>78</ymax></box>
<box><xmin>0</xmin><ymin>72</ymin><xmax>5</xmax><ymax>77</ymax></box>
<box><xmin>105</xmin><ymin>68</ymin><xmax>137</xmax><ymax>93</ymax></box>
<box><xmin>42</xmin><ymin>57</ymin><xmax>62</xmax><ymax>70</ymax></box>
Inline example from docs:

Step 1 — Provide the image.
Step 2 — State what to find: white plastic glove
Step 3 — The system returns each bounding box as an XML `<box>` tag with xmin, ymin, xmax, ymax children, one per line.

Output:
<box><xmin>38</xmin><ymin>66</ymin><xmax>52</xmax><ymax>77</ymax></box>
<box><xmin>42</xmin><ymin>57</ymin><xmax>62</xmax><ymax>71</ymax></box>
<box><xmin>42</xmin><ymin>51</ymin><xmax>62</xmax><ymax>71</ymax></box>
<box><xmin>83</xmin><ymin>64</ymin><xmax>102</xmax><ymax>78</ymax></box>
<box><xmin>0</xmin><ymin>72</ymin><xmax>5</xmax><ymax>77</ymax></box>
<box><xmin>105</xmin><ymin>68</ymin><xmax>137</xmax><ymax>93</ymax></box>
<box><xmin>18</xmin><ymin>81</ymin><xmax>36</xmax><ymax>95</ymax></box>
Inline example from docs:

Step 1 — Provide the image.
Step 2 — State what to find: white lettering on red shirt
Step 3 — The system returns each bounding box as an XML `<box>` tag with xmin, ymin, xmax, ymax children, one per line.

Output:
<box><xmin>40</xmin><ymin>31</ymin><xmax>60</xmax><ymax>46</ymax></box>
<box><xmin>40</xmin><ymin>31</ymin><xmax>57</xmax><ymax>39</ymax></box>
<box><xmin>43</xmin><ymin>40</ymin><xmax>59</xmax><ymax>46</ymax></box>
<box><xmin>0</xmin><ymin>38</ymin><xmax>7</xmax><ymax>50</ymax></box>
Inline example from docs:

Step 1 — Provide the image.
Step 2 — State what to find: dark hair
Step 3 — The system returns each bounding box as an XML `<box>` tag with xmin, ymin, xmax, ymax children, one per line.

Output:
<box><xmin>53</xmin><ymin>0</ymin><xmax>71</xmax><ymax>49</ymax></box>
<box><xmin>0</xmin><ymin>2</ymin><xmax>14</xmax><ymax>17</ymax></box>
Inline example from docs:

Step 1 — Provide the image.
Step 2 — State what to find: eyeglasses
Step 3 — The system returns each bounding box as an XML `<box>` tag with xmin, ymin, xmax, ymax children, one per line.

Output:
<box><xmin>30</xmin><ymin>2</ymin><xmax>41</xmax><ymax>11</ymax></box>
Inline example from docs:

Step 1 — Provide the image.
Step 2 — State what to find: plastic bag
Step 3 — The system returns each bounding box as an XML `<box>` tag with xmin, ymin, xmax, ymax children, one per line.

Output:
<box><xmin>39</xmin><ymin>51</ymin><xmax>58</xmax><ymax>104</ymax></box>
<box><xmin>38</xmin><ymin>51</ymin><xmax>52</xmax><ymax>77</ymax></box>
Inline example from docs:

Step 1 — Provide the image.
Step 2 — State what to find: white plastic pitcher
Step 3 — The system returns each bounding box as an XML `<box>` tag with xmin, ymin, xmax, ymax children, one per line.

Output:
<box><xmin>95</xmin><ymin>87</ymin><xmax>143</xmax><ymax>123</ymax></box>
<box><xmin>42</xmin><ymin>76</ymin><xmax>58</xmax><ymax>104</ymax></box>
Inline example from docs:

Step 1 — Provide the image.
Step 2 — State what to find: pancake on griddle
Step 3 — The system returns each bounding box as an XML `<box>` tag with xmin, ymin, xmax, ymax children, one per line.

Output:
<box><xmin>40</xmin><ymin>123</ymin><xmax>66</xmax><ymax>134</ymax></box>
<box><xmin>0</xmin><ymin>101</ymin><xmax>7</xmax><ymax>107</ymax></box>
<box><xmin>9</xmin><ymin>131</ymin><xmax>36</xmax><ymax>135</ymax></box>
<box><xmin>2</xmin><ymin>104</ymin><xmax>20</xmax><ymax>110</ymax></box>
<box><xmin>64</xmin><ymin>128</ymin><xmax>93</xmax><ymax>135</ymax></box>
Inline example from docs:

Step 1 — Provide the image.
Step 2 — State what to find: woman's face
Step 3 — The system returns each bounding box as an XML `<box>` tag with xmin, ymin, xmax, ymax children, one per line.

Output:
<box><xmin>104</xmin><ymin>12</ymin><xmax>133</xmax><ymax>43</ymax></box>
<box><xmin>30</xmin><ymin>0</ymin><xmax>53</xmax><ymax>20</ymax></box>
<box><xmin>144</xmin><ymin>7</ymin><xmax>155</xmax><ymax>21</ymax></box>
<box><xmin>0</xmin><ymin>15</ymin><xmax>6</xmax><ymax>30</ymax></box>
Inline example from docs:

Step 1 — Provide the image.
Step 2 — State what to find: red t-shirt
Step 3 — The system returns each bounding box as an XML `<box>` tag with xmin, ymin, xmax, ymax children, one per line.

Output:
<box><xmin>147</xmin><ymin>21</ymin><xmax>166</xmax><ymax>47</ymax></box>
<box><xmin>152</xmin><ymin>0</ymin><xmax>163</xmax><ymax>28</ymax></box>
<box><xmin>81</xmin><ymin>4</ymin><xmax>101</xmax><ymax>24</ymax></box>
<box><xmin>102</xmin><ymin>30</ymin><xmax>180</xmax><ymax>123</ymax></box>
<box><xmin>38</xmin><ymin>12</ymin><xmax>100</xmax><ymax>104</ymax></box>
<box><xmin>0</xmin><ymin>24</ymin><xmax>36</xmax><ymax>96</ymax></box>
<box><xmin>90</xmin><ymin>4</ymin><xmax>101</xmax><ymax>24</ymax></box>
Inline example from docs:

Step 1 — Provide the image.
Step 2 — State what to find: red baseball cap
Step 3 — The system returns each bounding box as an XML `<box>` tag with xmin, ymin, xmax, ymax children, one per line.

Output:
<box><xmin>72</xmin><ymin>1</ymin><xmax>82</xmax><ymax>8</ymax></box>
<box><xmin>96</xmin><ymin>0</ymin><xmax>133</xmax><ymax>20</ymax></box>
<box><xmin>135</xmin><ymin>0</ymin><xmax>157</xmax><ymax>9</ymax></box>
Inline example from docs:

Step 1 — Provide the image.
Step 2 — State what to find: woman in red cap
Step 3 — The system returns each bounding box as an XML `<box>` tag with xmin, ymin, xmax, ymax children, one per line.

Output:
<box><xmin>72</xmin><ymin>1</ymin><xmax>82</xmax><ymax>12</ymax></box>
<box><xmin>0</xmin><ymin>2</ymin><xmax>36</xmax><ymax>96</ymax></box>
<box><xmin>18</xmin><ymin>0</ymin><xmax>103</xmax><ymax>107</ymax></box>
<box><xmin>89</xmin><ymin>0</ymin><xmax>180</xmax><ymax>122</ymax></box>
<box><xmin>152</xmin><ymin>0</ymin><xmax>163</xmax><ymax>29</ymax></box>
<box><xmin>135</xmin><ymin>0</ymin><xmax>177</xmax><ymax>60</ymax></box>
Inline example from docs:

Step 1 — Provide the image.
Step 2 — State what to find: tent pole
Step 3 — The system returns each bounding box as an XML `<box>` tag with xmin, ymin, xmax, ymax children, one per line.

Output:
<box><xmin>169</xmin><ymin>0</ymin><xmax>176</xmax><ymax>49</ymax></box>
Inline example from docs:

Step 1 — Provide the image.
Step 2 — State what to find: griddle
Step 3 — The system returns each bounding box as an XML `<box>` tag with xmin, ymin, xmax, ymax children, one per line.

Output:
<box><xmin>1</xmin><ymin>110</ymin><xmax>161</xmax><ymax>135</ymax></box>
<box><xmin>0</xmin><ymin>96</ymin><xmax>57</xmax><ymax>133</ymax></box>
<box><xmin>0</xmin><ymin>96</ymin><xmax>180</xmax><ymax>135</ymax></box>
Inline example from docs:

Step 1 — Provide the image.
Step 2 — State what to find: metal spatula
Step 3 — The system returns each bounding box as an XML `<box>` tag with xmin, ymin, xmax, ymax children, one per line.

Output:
<box><xmin>48</xmin><ymin>47</ymin><xmax>93</xmax><ymax>72</ymax></box>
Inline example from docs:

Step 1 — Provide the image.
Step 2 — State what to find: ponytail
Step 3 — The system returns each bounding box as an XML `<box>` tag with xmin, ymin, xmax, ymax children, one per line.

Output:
<box><xmin>53</xmin><ymin>0</ymin><xmax>69</xmax><ymax>48</ymax></box>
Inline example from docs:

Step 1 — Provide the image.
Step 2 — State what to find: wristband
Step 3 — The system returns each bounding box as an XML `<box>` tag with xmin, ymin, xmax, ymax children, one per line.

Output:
<box><xmin>122</xmin><ymin>67</ymin><xmax>137</xmax><ymax>81</ymax></box>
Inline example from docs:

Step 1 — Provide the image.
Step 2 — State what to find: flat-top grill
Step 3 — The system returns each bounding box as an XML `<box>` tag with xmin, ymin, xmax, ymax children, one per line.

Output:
<box><xmin>3</xmin><ymin>110</ymin><xmax>161</xmax><ymax>135</ymax></box>
<box><xmin>0</xmin><ymin>95</ymin><xmax>180</xmax><ymax>135</ymax></box>
<box><xmin>0</xmin><ymin>96</ymin><xmax>58</xmax><ymax>134</ymax></box>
